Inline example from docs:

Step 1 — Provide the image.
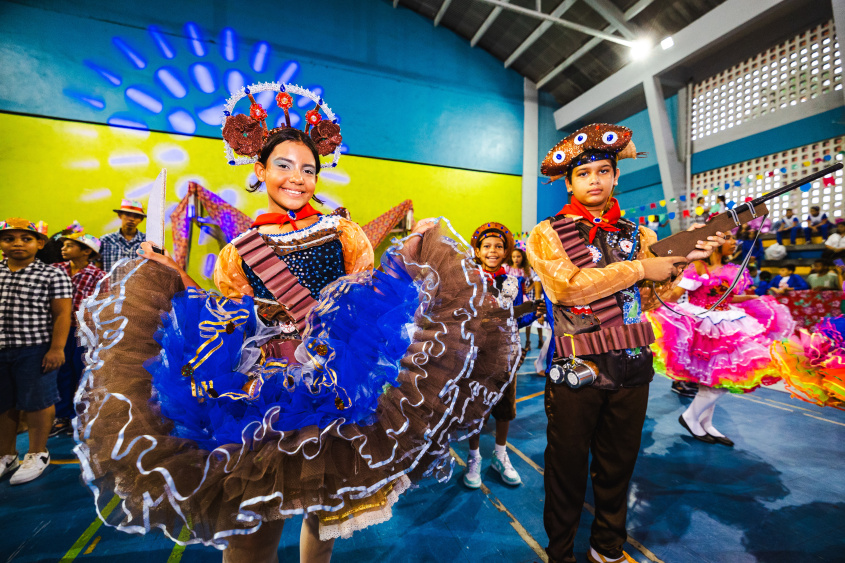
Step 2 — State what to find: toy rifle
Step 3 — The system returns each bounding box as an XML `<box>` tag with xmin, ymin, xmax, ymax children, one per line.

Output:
<box><xmin>648</xmin><ymin>162</ymin><xmax>842</xmax><ymax>317</ymax></box>
<box><xmin>650</xmin><ymin>163</ymin><xmax>843</xmax><ymax>259</ymax></box>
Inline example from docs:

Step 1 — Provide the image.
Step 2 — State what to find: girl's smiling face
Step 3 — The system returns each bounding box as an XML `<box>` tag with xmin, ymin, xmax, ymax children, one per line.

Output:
<box><xmin>255</xmin><ymin>141</ymin><xmax>318</xmax><ymax>212</ymax></box>
<box><xmin>476</xmin><ymin>236</ymin><xmax>506</xmax><ymax>272</ymax></box>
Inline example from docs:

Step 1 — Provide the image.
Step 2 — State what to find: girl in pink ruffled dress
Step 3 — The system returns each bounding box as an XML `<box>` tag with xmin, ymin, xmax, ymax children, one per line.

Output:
<box><xmin>649</xmin><ymin>235</ymin><xmax>796</xmax><ymax>446</ymax></box>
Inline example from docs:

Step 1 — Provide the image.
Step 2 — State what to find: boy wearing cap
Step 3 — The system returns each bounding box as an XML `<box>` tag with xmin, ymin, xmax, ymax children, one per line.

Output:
<box><xmin>527</xmin><ymin>124</ymin><xmax>722</xmax><ymax>563</ymax></box>
<box><xmin>99</xmin><ymin>199</ymin><xmax>146</xmax><ymax>272</ymax></box>
<box><xmin>0</xmin><ymin>218</ymin><xmax>73</xmax><ymax>484</ymax></box>
<box><xmin>50</xmin><ymin>233</ymin><xmax>105</xmax><ymax>436</ymax></box>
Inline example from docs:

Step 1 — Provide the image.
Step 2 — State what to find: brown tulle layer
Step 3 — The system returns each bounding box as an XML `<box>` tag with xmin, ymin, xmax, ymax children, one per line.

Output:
<box><xmin>73</xmin><ymin>223</ymin><xmax>519</xmax><ymax>547</ymax></box>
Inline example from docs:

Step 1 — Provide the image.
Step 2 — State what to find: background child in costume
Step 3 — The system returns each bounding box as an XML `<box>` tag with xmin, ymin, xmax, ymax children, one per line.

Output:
<box><xmin>649</xmin><ymin>232</ymin><xmax>796</xmax><ymax>447</ymax></box>
<box><xmin>509</xmin><ymin>245</ymin><xmax>545</xmax><ymax>352</ymax></box>
<box><xmin>98</xmin><ymin>199</ymin><xmax>146</xmax><ymax>272</ymax></box>
<box><xmin>462</xmin><ymin>222</ymin><xmax>538</xmax><ymax>489</ymax></box>
<box><xmin>0</xmin><ymin>218</ymin><xmax>72</xmax><ymax>485</ymax></box>
<box><xmin>527</xmin><ymin>123</ymin><xmax>723</xmax><ymax>563</ymax></box>
<box><xmin>49</xmin><ymin>232</ymin><xmax>104</xmax><ymax>436</ymax></box>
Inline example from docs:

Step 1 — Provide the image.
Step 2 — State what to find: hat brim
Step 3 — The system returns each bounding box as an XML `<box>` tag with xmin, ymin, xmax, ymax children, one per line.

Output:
<box><xmin>113</xmin><ymin>209</ymin><xmax>147</xmax><ymax>217</ymax></box>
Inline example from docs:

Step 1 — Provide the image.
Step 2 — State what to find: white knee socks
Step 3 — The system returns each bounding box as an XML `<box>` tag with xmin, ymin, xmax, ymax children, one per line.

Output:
<box><xmin>682</xmin><ymin>386</ymin><xmax>726</xmax><ymax>436</ymax></box>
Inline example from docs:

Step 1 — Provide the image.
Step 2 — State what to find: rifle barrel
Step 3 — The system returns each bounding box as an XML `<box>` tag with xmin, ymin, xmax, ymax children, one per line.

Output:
<box><xmin>754</xmin><ymin>163</ymin><xmax>843</xmax><ymax>205</ymax></box>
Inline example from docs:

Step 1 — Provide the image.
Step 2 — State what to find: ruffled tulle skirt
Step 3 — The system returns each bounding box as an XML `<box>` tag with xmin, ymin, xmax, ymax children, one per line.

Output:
<box><xmin>771</xmin><ymin>315</ymin><xmax>845</xmax><ymax>409</ymax></box>
<box><xmin>73</xmin><ymin>223</ymin><xmax>519</xmax><ymax>548</ymax></box>
<box><xmin>648</xmin><ymin>296</ymin><xmax>795</xmax><ymax>391</ymax></box>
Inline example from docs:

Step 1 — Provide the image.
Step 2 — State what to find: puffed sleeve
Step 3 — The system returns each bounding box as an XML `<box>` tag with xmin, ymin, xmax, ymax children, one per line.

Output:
<box><xmin>213</xmin><ymin>243</ymin><xmax>254</xmax><ymax>298</ymax></box>
<box><xmin>337</xmin><ymin>218</ymin><xmax>374</xmax><ymax>274</ymax></box>
<box><xmin>526</xmin><ymin>220</ymin><xmax>645</xmax><ymax>307</ymax></box>
<box><xmin>637</xmin><ymin>226</ymin><xmax>685</xmax><ymax>311</ymax></box>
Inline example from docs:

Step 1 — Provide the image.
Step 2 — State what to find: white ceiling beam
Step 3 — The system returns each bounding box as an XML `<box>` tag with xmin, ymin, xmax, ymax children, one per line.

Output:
<box><xmin>553</xmin><ymin>0</ymin><xmax>791</xmax><ymax>130</ymax></box>
<box><xmin>434</xmin><ymin>0</ymin><xmax>454</xmax><ymax>26</ymax></box>
<box><xmin>471</xmin><ymin>0</ymin><xmax>508</xmax><ymax>46</ymax></box>
<box><xmin>504</xmin><ymin>0</ymin><xmax>579</xmax><ymax>68</ymax></box>
<box><xmin>474</xmin><ymin>0</ymin><xmax>634</xmax><ymax>46</ymax></box>
<box><xmin>583</xmin><ymin>0</ymin><xmax>638</xmax><ymax>40</ymax></box>
<box><xmin>535</xmin><ymin>0</ymin><xmax>651</xmax><ymax>88</ymax></box>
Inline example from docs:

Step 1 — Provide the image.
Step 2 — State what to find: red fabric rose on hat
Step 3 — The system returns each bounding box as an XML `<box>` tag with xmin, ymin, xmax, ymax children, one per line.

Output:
<box><xmin>276</xmin><ymin>92</ymin><xmax>293</xmax><ymax>109</ymax></box>
<box><xmin>222</xmin><ymin>114</ymin><xmax>264</xmax><ymax>157</ymax></box>
<box><xmin>305</xmin><ymin>108</ymin><xmax>322</xmax><ymax>126</ymax></box>
<box><xmin>310</xmin><ymin>121</ymin><xmax>342</xmax><ymax>156</ymax></box>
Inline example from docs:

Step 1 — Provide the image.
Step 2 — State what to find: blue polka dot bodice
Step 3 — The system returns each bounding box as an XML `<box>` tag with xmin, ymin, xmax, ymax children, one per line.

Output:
<box><xmin>243</xmin><ymin>238</ymin><xmax>346</xmax><ymax>301</ymax></box>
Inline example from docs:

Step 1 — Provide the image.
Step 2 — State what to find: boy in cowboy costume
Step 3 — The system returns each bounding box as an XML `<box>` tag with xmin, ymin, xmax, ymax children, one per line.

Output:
<box><xmin>526</xmin><ymin>124</ymin><xmax>723</xmax><ymax>563</ymax></box>
<box><xmin>99</xmin><ymin>199</ymin><xmax>146</xmax><ymax>272</ymax></box>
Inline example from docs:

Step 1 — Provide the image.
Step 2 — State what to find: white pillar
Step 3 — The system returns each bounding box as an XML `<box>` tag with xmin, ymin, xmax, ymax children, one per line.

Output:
<box><xmin>644</xmin><ymin>75</ymin><xmax>685</xmax><ymax>233</ymax></box>
<box><xmin>522</xmin><ymin>78</ymin><xmax>539</xmax><ymax>233</ymax></box>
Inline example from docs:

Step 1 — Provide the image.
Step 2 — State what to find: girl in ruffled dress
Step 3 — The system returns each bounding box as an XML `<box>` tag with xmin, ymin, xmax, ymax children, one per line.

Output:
<box><xmin>649</xmin><ymin>233</ymin><xmax>795</xmax><ymax>446</ymax></box>
<box><xmin>73</xmin><ymin>83</ymin><xmax>518</xmax><ymax>562</ymax></box>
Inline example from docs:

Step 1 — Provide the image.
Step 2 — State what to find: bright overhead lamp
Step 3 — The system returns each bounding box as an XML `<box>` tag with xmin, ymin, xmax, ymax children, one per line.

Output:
<box><xmin>630</xmin><ymin>38</ymin><xmax>652</xmax><ymax>60</ymax></box>
<box><xmin>661</xmin><ymin>36</ymin><xmax>674</xmax><ymax>50</ymax></box>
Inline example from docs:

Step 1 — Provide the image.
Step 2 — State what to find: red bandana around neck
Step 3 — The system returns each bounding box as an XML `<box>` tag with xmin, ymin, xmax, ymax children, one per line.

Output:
<box><xmin>480</xmin><ymin>265</ymin><xmax>508</xmax><ymax>282</ymax></box>
<box><xmin>558</xmin><ymin>197</ymin><xmax>622</xmax><ymax>242</ymax></box>
<box><xmin>251</xmin><ymin>202</ymin><xmax>322</xmax><ymax>231</ymax></box>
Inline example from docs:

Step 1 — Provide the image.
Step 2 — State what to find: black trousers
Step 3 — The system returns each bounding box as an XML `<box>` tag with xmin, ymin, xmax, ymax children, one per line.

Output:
<box><xmin>544</xmin><ymin>380</ymin><xmax>650</xmax><ymax>563</ymax></box>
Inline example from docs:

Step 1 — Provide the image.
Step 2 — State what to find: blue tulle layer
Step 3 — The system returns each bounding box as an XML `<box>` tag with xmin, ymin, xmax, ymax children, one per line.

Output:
<box><xmin>146</xmin><ymin>256</ymin><xmax>420</xmax><ymax>450</ymax></box>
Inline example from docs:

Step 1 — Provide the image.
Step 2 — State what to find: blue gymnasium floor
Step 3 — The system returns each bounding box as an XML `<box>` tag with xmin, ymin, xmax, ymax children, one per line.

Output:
<box><xmin>2</xmin><ymin>335</ymin><xmax>844</xmax><ymax>563</ymax></box>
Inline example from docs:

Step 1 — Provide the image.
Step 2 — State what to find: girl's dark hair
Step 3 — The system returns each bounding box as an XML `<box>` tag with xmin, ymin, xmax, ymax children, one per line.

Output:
<box><xmin>509</xmin><ymin>248</ymin><xmax>531</xmax><ymax>277</ymax></box>
<box><xmin>247</xmin><ymin>128</ymin><xmax>323</xmax><ymax>204</ymax></box>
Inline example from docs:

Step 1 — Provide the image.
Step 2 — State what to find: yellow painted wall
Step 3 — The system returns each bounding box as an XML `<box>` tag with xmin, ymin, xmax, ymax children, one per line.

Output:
<box><xmin>0</xmin><ymin>113</ymin><xmax>521</xmax><ymax>287</ymax></box>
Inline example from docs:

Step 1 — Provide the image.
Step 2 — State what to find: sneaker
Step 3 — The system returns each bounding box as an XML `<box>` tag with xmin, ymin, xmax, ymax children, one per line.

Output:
<box><xmin>49</xmin><ymin>417</ymin><xmax>71</xmax><ymax>437</ymax></box>
<box><xmin>670</xmin><ymin>380</ymin><xmax>698</xmax><ymax>398</ymax></box>
<box><xmin>587</xmin><ymin>547</ymin><xmax>638</xmax><ymax>563</ymax></box>
<box><xmin>9</xmin><ymin>451</ymin><xmax>50</xmax><ymax>485</ymax></box>
<box><xmin>463</xmin><ymin>455</ymin><xmax>482</xmax><ymax>489</ymax></box>
<box><xmin>491</xmin><ymin>451</ymin><xmax>522</xmax><ymax>486</ymax></box>
<box><xmin>0</xmin><ymin>454</ymin><xmax>20</xmax><ymax>479</ymax></box>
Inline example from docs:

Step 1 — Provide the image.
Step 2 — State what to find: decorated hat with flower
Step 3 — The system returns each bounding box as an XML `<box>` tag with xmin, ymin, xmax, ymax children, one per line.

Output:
<box><xmin>541</xmin><ymin>123</ymin><xmax>646</xmax><ymax>183</ymax></box>
<box><xmin>0</xmin><ymin>217</ymin><xmax>48</xmax><ymax>240</ymax></box>
<box><xmin>471</xmin><ymin>222</ymin><xmax>515</xmax><ymax>254</ymax></box>
<box><xmin>221</xmin><ymin>81</ymin><xmax>342</xmax><ymax>168</ymax></box>
<box><xmin>61</xmin><ymin>232</ymin><xmax>102</xmax><ymax>255</ymax></box>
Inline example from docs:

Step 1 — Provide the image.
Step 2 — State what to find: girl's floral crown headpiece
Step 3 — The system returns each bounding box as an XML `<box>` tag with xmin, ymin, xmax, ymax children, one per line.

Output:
<box><xmin>221</xmin><ymin>81</ymin><xmax>342</xmax><ymax>168</ymax></box>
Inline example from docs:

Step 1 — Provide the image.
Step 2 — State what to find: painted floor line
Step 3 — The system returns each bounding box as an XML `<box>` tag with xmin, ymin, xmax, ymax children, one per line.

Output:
<box><xmin>450</xmin><ymin>448</ymin><xmax>548</xmax><ymax>562</ymax></box>
<box><xmin>803</xmin><ymin>412</ymin><xmax>845</xmax><ymax>427</ymax></box>
<box><xmin>505</xmin><ymin>443</ymin><xmax>664</xmax><ymax>563</ymax></box>
<box><xmin>83</xmin><ymin>535</ymin><xmax>101</xmax><ymax>555</ymax></box>
<box><xmin>60</xmin><ymin>495</ymin><xmax>120</xmax><ymax>562</ymax></box>
<box><xmin>166</xmin><ymin>525</ymin><xmax>192</xmax><ymax>562</ymax></box>
<box><xmin>51</xmin><ymin>459</ymin><xmax>81</xmax><ymax>465</ymax></box>
<box><xmin>762</xmin><ymin>397</ymin><xmax>820</xmax><ymax>413</ymax></box>
<box><xmin>516</xmin><ymin>390</ymin><xmax>544</xmax><ymax>403</ymax></box>
<box><xmin>732</xmin><ymin>394</ymin><xmax>794</xmax><ymax>412</ymax></box>
<box><xmin>6</xmin><ymin>519</ymin><xmax>50</xmax><ymax>562</ymax></box>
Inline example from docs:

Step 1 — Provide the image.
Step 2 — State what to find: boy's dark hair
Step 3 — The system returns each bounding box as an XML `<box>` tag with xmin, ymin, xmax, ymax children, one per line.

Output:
<box><xmin>811</xmin><ymin>206</ymin><xmax>820</xmax><ymax>212</ymax></box>
<box><xmin>782</xmin><ymin>264</ymin><xmax>796</xmax><ymax>273</ymax></box>
<box><xmin>565</xmin><ymin>150</ymin><xmax>617</xmax><ymax>181</ymax></box>
<box><xmin>717</xmin><ymin>195</ymin><xmax>726</xmax><ymax>203</ymax></box>
<box><xmin>247</xmin><ymin>129</ymin><xmax>323</xmax><ymax>206</ymax></box>
<box><xmin>36</xmin><ymin>228</ymin><xmax>77</xmax><ymax>264</ymax></box>
<box><xmin>697</xmin><ymin>196</ymin><xmax>705</xmax><ymax>204</ymax></box>
<box><xmin>749</xmin><ymin>265</ymin><xmax>758</xmax><ymax>273</ymax></box>
<box><xmin>759</xmin><ymin>270</ymin><xmax>772</xmax><ymax>281</ymax></box>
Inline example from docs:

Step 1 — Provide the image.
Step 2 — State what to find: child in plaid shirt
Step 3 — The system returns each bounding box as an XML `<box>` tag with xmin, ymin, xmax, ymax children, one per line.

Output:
<box><xmin>0</xmin><ymin>218</ymin><xmax>72</xmax><ymax>484</ymax></box>
<box><xmin>50</xmin><ymin>233</ymin><xmax>105</xmax><ymax>436</ymax></box>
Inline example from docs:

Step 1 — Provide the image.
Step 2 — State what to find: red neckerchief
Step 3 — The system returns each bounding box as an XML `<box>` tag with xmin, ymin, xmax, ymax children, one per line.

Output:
<box><xmin>251</xmin><ymin>203</ymin><xmax>322</xmax><ymax>231</ymax></box>
<box><xmin>558</xmin><ymin>197</ymin><xmax>622</xmax><ymax>243</ymax></box>
<box><xmin>480</xmin><ymin>266</ymin><xmax>508</xmax><ymax>282</ymax></box>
